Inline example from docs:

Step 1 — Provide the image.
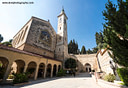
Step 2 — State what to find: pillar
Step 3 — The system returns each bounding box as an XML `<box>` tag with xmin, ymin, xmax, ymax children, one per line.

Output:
<box><xmin>50</xmin><ymin>65</ymin><xmax>53</xmax><ymax>78</ymax></box>
<box><xmin>2</xmin><ymin>62</ymin><xmax>13</xmax><ymax>83</ymax></box>
<box><xmin>43</xmin><ymin>65</ymin><xmax>47</xmax><ymax>78</ymax></box>
<box><xmin>34</xmin><ymin>64</ymin><xmax>39</xmax><ymax>80</ymax></box>
<box><xmin>23</xmin><ymin>64</ymin><xmax>28</xmax><ymax>73</ymax></box>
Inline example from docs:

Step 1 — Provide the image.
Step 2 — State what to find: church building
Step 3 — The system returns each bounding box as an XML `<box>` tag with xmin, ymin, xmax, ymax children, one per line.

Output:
<box><xmin>0</xmin><ymin>9</ymin><xmax>68</xmax><ymax>83</ymax></box>
<box><xmin>0</xmin><ymin>8</ymin><xmax>114</xmax><ymax>83</ymax></box>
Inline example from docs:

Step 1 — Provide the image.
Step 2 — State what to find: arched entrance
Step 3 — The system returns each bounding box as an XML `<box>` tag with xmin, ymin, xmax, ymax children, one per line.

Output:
<box><xmin>27</xmin><ymin>61</ymin><xmax>37</xmax><ymax>79</ymax></box>
<box><xmin>0</xmin><ymin>57</ymin><xmax>9</xmax><ymax>81</ymax></box>
<box><xmin>11</xmin><ymin>60</ymin><xmax>25</xmax><ymax>74</ymax></box>
<box><xmin>46</xmin><ymin>64</ymin><xmax>52</xmax><ymax>77</ymax></box>
<box><xmin>53</xmin><ymin>64</ymin><xmax>57</xmax><ymax>77</ymax></box>
<box><xmin>85</xmin><ymin>63</ymin><xmax>91</xmax><ymax>72</ymax></box>
<box><xmin>38</xmin><ymin>63</ymin><xmax>45</xmax><ymax>78</ymax></box>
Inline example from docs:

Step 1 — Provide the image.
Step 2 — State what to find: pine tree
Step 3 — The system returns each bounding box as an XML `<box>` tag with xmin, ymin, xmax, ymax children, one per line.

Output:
<box><xmin>86</xmin><ymin>49</ymin><xmax>93</xmax><ymax>54</ymax></box>
<box><xmin>103</xmin><ymin>0</ymin><xmax>128</xmax><ymax>67</ymax></box>
<box><xmin>81</xmin><ymin>46</ymin><xmax>86</xmax><ymax>54</ymax></box>
<box><xmin>68</xmin><ymin>39</ymin><xmax>79</xmax><ymax>54</ymax></box>
<box><xmin>95</xmin><ymin>32</ymin><xmax>104</xmax><ymax>45</ymax></box>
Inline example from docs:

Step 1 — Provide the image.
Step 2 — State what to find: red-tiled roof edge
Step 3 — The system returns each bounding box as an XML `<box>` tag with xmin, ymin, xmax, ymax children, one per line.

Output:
<box><xmin>0</xmin><ymin>44</ymin><xmax>62</xmax><ymax>62</ymax></box>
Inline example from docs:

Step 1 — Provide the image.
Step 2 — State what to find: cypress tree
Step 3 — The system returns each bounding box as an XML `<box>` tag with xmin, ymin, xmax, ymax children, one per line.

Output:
<box><xmin>103</xmin><ymin>0</ymin><xmax>128</xmax><ymax>67</ymax></box>
<box><xmin>81</xmin><ymin>46</ymin><xmax>86</xmax><ymax>54</ymax></box>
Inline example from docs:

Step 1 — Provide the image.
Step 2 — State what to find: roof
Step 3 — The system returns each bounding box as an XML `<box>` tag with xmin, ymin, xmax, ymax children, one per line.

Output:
<box><xmin>0</xmin><ymin>44</ymin><xmax>62</xmax><ymax>62</ymax></box>
<box><xmin>57</xmin><ymin>9</ymin><xmax>68</xmax><ymax>19</ymax></box>
<box><xmin>96</xmin><ymin>48</ymin><xmax>107</xmax><ymax>57</ymax></box>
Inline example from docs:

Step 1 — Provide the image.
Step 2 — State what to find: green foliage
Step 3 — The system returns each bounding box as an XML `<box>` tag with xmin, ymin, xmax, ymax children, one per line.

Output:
<box><xmin>56</xmin><ymin>69</ymin><xmax>66</xmax><ymax>77</ymax></box>
<box><xmin>103</xmin><ymin>73</ymin><xmax>115</xmax><ymax>82</ymax></box>
<box><xmin>86</xmin><ymin>49</ymin><xmax>93</xmax><ymax>54</ymax></box>
<box><xmin>117</xmin><ymin>68</ymin><xmax>128</xmax><ymax>86</ymax></box>
<box><xmin>0</xmin><ymin>34</ymin><xmax>3</xmax><ymax>43</ymax></box>
<box><xmin>65</xmin><ymin>58</ymin><xmax>77</xmax><ymax>69</ymax></box>
<box><xmin>95</xmin><ymin>32</ymin><xmax>107</xmax><ymax>50</ymax></box>
<box><xmin>2</xmin><ymin>39</ymin><xmax>12</xmax><ymax>47</ymax></box>
<box><xmin>81</xmin><ymin>45</ymin><xmax>86</xmax><ymax>54</ymax></box>
<box><xmin>68</xmin><ymin>39</ymin><xmax>78</xmax><ymax>54</ymax></box>
<box><xmin>92</xmin><ymin>47</ymin><xmax>98</xmax><ymax>53</ymax></box>
<box><xmin>95</xmin><ymin>32</ymin><xmax>104</xmax><ymax>45</ymax></box>
<box><xmin>103</xmin><ymin>0</ymin><xmax>128</xmax><ymax>67</ymax></box>
<box><xmin>28</xmin><ymin>68</ymin><xmax>35</xmax><ymax>74</ymax></box>
<box><xmin>12</xmin><ymin>72</ymin><xmax>29</xmax><ymax>84</ymax></box>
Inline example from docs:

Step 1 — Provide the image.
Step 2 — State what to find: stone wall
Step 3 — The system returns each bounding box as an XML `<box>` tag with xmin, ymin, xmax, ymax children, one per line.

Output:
<box><xmin>75</xmin><ymin>54</ymin><xmax>97</xmax><ymax>72</ymax></box>
<box><xmin>96</xmin><ymin>49</ymin><xmax>114</xmax><ymax>74</ymax></box>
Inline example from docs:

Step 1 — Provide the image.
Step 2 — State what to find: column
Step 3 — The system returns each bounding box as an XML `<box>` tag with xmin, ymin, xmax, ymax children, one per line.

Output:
<box><xmin>43</xmin><ymin>65</ymin><xmax>47</xmax><ymax>78</ymax></box>
<box><xmin>2</xmin><ymin>62</ymin><xmax>13</xmax><ymax>83</ymax></box>
<box><xmin>23</xmin><ymin>64</ymin><xmax>28</xmax><ymax>73</ymax></box>
<box><xmin>34</xmin><ymin>64</ymin><xmax>39</xmax><ymax>80</ymax></box>
<box><xmin>50</xmin><ymin>65</ymin><xmax>53</xmax><ymax>78</ymax></box>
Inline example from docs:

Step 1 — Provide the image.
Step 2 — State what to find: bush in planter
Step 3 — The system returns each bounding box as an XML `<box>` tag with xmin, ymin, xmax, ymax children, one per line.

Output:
<box><xmin>117</xmin><ymin>68</ymin><xmax>128</xmax><ymax>86</ymax></box>
<box><xmin>12</xmin><ymin>72</ymin><xmax>29</xmax><ymax>84</ymax></box>
<box><xmin>8</xmin><ymin>74</ymin><xmax>14</xmax><ymax>79</ymax></box>
<box><xmin>56</xmin><ymin>69</ymin><xmax>66</xmax><ymax>77</ymax></box>
<box><xmin>103</xmin><ymin>73</ymin><xmax>115</xmax><ymax>82</ymax></box>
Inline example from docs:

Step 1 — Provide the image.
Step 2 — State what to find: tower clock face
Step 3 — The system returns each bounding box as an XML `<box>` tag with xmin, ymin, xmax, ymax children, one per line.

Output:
<box><xmin>39</xmin><ymin>31</ymin><xmax>51</xmax><ymax>47</ymax></box>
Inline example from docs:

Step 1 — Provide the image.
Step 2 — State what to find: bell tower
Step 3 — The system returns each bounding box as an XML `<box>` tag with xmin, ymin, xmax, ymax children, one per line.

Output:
<box><xmin>55</xmin><ymin>8</ymin><xmax>68</xmax><ymax>62</ymax></box>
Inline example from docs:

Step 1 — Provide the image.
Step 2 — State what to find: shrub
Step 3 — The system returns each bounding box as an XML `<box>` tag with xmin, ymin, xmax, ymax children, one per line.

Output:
<box><xmin>56</xmin><ymin>69</ymin><xmax>66</xmax><ymax>77</ymax></box>
<box><xmin>12</xmin><ymin>72</ymin><xmax>29</xmax><ymax>84</ymax></box>
<box><xmin>117</xmin><ymin>68</ymin><xmax>128</xmax><ymax>86</ymax></box>
<box><xmin>103</xmin><ymin>73</ymin><xmax>115</xmax><ymax>82</ymax></box>
<box><xmin>65</xmin><ymin>58</ymin><xmax>77</xmax><ymax>69</ymax></box>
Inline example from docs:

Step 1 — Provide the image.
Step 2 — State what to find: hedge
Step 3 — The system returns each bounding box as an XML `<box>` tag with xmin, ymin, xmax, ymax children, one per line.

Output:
<box><xmin>117</xmin><ymin>68</ymin><xmax>128</xmax><ymax>86</ymax></box>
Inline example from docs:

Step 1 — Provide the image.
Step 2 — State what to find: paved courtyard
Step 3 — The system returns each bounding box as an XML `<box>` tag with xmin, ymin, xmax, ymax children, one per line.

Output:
<box><xmin>0</xmin><ymin>73</ymin><xmax>101</xmax><ymax>88</ymax></box>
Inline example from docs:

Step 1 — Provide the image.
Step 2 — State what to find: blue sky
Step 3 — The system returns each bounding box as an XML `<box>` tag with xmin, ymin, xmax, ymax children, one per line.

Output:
<box><xmin>0</xmin><ymin>0</ymin><xmax>117</xmax><ymax>50</ymax></box>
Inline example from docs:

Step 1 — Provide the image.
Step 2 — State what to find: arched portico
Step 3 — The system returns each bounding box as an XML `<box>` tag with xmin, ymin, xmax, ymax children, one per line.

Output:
<box><xmin>85</xmin><ymin>63</ymin><xmax>91</xmax><ymax>72</ymax></box>
<box><xmin>38</xmin><ymin>63</ymin><xmax>45</xmax><ymax>78</ymax></box>
<box><xmin>0</xmin><ymin>57</ymin><xmax>9</xmax><ymax>81</ymax></box>
<box><xmin>46</xmin><ymin>64</ymin><xmax>52</xmax><ymax>77</ymax></box>
<box><xmin>0</xmin><ymin>46</ymin><xmax>62</xmax><ymax>83</ymax></box>
<box><xmin>12</xmin><ymin>60</ymin><xmax>25</xmax><ymax>74</ymax></box>
<box><xmin>53</xmin><ymin>64</ymin><xmax>57</xmax><ymax>77</ymax></box>
<box><xmin>27</xmin><ymin>61</ymin><xmax>37</xmax><ymax>79</ymax></box>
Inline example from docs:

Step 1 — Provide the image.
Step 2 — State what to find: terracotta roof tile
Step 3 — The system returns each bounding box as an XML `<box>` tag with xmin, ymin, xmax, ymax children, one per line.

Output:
<box><xmin>0</xmin><ymin>44</ymin><xmax>61</xmax><ymax>62</ymax></box>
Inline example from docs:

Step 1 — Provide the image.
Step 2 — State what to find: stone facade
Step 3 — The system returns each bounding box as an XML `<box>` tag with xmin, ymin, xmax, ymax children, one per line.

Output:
<box><xmin>55</xmin><ymin>9</ymin><xmax>68</xmax><ymax>62</ymax></box>
<box><xmin>0</xmin><ymin>9</ymin><xmax>68</xmax><ymax>83</ymax></box>
<box><xmin>96</xmin><ymin>49</ymin><xmax>114</xmax><ymax>74</ymax></box>
<box><xmin>75</xmin><ymin>54</ymin><xmax>97</xmax><ymax>72</ymax></box>
<box><xmin>0</xmin><ymin>45</ymin><xmax>62</xmax><ymax>82</ymax></box>
<box><xmin>12</xmin><ymin>9</ymin><xmax>68</xmax><ymax>62</ymax></box>
<box><xmin>0</xmin><ymin>8</ymin><xmax>115</xmax><ymax>84</ymax></box>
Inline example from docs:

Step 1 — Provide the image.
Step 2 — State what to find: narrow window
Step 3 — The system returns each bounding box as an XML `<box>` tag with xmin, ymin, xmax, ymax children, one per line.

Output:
<box><xmin>59</xmin><ymin>36</ymin><xmax>61</xmax><ymax>40</ymax></box>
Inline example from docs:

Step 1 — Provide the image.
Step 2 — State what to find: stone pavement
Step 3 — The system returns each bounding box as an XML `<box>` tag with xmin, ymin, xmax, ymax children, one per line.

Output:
<box><xmin>0</xmin><ymin>73</ymin><xmax>101</xmax><ymax>88</ymax></box>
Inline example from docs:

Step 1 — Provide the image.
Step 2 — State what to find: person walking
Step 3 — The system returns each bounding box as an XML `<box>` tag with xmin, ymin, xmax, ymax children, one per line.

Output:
<box><xmin>73</xmin><ymin>71</ymin><xmax>76</xmax><ymax>77</ymax></box>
